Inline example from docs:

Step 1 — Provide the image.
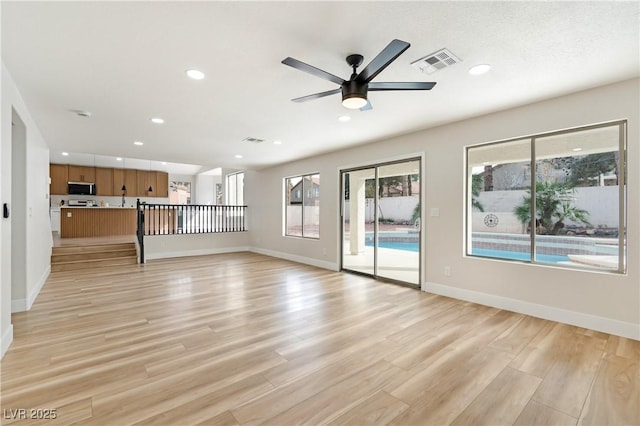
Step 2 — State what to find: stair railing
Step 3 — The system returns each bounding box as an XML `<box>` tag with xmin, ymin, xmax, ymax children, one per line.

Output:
<box><xmin>136</xmin><ymin>200</ymin><xmax>248</xmax><ymax>264</ymax></box>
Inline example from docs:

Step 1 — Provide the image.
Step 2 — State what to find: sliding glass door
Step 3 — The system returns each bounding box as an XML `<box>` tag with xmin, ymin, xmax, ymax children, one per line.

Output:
<box><xmin>341</xmin><ymin>159</ymin><xmax>421</xmax><ymax>285</ymax></box>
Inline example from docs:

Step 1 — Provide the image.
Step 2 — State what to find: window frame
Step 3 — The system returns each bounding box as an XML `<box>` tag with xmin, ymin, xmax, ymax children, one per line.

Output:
<box><xmin>465</xmin><ymin>120</ymin><xmax>627</xmax><ymax>274</ymax></box>
<box><xmin>225</xmin><ymin>172</ymin><xmax>244</xmax><ymax>206</ymax></box>
<box><xmin>284</xmin><ymin>172</ymin><xmax>320</xmax><ymax>239</ymax></box>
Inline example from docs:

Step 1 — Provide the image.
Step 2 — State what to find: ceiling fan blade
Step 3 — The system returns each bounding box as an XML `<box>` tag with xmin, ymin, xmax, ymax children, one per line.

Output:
<box><xmin>368</xmin><ymin>82</ymin><xmax>437</xmax><ymax>91</ymax></box>
<box><xmin>356</xmin><ymin>39</ymin><xmax>410</xmax><ymax>84</ymax></box>
<box><xmin>282</xmin><ymin>57</ymin><xmax>345</xmax><ymax>86</ymax></box>
<box><xmin>360</xmin><ymin>101</ymin><xmax>373</xmax><ymax>111</ymax></box>
<box><xmin>291</xmin><ymin>88</ymin><xmax>341</xmax><ymax>103</ymax></box>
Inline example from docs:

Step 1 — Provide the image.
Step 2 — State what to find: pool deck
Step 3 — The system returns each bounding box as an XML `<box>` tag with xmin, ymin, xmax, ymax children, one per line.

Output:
<box><xmin>342</xmin><ymin>243</ymin><xmax>420</xmax><ymax>285</ymax></box>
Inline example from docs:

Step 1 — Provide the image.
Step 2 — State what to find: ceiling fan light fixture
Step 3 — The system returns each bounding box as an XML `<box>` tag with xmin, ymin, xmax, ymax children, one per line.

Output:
<box><xmin>342</xmin><ymin>96</ymin><xmax>367</xmax><ymax>109</ymax></box>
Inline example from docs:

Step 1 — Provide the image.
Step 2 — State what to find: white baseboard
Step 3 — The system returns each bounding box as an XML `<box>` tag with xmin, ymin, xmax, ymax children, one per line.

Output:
<box><xmin>250</xmin><ymin>247</ymin><xmax>340</xmax><ymax>272</ymax></box>
<box><xmin>11</xmin><ymin>298</ymin><xmax>26</xmax><ymax>312</ymax></box>
<box><xmin>424</xmin><ymin>281</ymin><xmax>640</xmax><ymax>341</ymax></box>
<box><xmin>12</xmin><ymin>265</ymin><xmax>50</xmax><ymax>313</ymax></box>
<box><xmin>1</xmin><ymin>324</ymin><xmax>13</xmax><ymax>358</ymax></box>
<box><xmin>28</xmin><ymin>265</ymin><xmax>50</xmax><ymax>310</ymax></box>
<box><xmin>145</xmin><ymin>246</ymin><xmax>251</xmax><ymax>261</ymax></box>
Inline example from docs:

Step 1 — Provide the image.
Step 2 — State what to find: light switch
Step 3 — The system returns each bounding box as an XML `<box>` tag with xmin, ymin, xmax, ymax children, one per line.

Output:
<box><xmin>67</xmin><ymin>212</ymin><xmax>72</xmax><ymax>217</ymax></box>
<box><xmin>430</xmin><ymin>208</ymin><xmax>440</xmax><ymax>217</ymax></box>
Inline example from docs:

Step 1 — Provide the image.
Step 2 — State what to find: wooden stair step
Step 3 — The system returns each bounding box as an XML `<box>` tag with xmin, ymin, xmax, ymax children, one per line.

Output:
<box><xmin>51</xmin><ymin>256</ymin><xmax>138</xmax><ymax>273</ymax></box>
<box><xmin>52</xmin><ymin>249</ymin><xmax>137</xmax><ymax>263</ymax></box>
<box><xmin>52</xmin><ymin>242</ymin><xmax>135</xmax><ymax>255</ymax></box>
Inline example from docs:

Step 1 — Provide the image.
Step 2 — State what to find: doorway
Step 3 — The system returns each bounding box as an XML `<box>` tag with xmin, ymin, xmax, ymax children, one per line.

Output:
<box><xmin>341</xmin><ymin>158</ymin><xmax>421</xmax><ymax>286</ymax></box>
<box><xmin>11</xmin><ymin>109</ymin><xmax>27</xmax><ymax>310</ymax></box>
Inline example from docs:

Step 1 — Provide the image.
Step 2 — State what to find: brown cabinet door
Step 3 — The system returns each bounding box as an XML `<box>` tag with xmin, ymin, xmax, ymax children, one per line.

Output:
<box><xmin>114</xmin><ymin>168</ymin><xmax>137</xmax><ymax>200</ymax></box>
<box><xmin>68</xmin><ymin>165</ymin><xmax>96</xmax><ymax>182</ymax></box>
<box><xmin>156</xmin><ymin>172</ymin><xmax>169</xmax><ymax>198</ymax></box>
<box><xmin>113</xmin><ymin>168</ymin><xmax>125</xmax><ymax>194</ymax></box>
<box><xmin>147</xmin><ymin>171</ymin><xmax>158</xmax><ymax>197</ymax></box>
<box><xmin>95</xmin><ymin>167</ymin><xmax>114</xmax><ymax>196</ymax></box>
<box><xmin>124</xmin><ymin>169</ymin><xmax>137</xmax><ymax>200</ymax></box>
<box><xmin>136</xmin><ymin>170</ymin><xmax>150</xmax><ymax>197</ymax></box>
<box><xmin>49</xmin><ymin>164</ymin><xmax>68</xmax><ymax>195</ymax></box>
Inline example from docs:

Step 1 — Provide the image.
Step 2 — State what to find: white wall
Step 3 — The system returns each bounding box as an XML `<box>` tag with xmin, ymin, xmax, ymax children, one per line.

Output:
<box><xmin>195</xmin><ymin>174</ymin><xmax>215</xmax><ymax>205</ymax></box>
<box><xmin>474</xmin><ymin>186</ymin><xmax>621</xmax><ymax>233</ymax></box>
<box><xmin>344</xmin><ymin>196</ymin><xmax>420</xmax><ymax>223</ymax></box>
<box><xmin>144</xmin><ymin>232</ymin><xmax>250</xmax><ymax>260</ymax></box>
<box><xmin>1</xmin><ymin>62</ymin><xmax>53</xmax><ymax>357</ymax></box>
<box><xmin>248</xmin><ymin>78</ymin><xmax>640</xmax><ymax>339</ymax></box>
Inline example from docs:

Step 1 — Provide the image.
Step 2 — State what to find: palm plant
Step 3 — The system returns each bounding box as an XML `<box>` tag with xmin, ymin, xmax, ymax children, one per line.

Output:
<box><xmin>514</xmin><ymin>182</ymin><xmax>591</xmax><ymax>235</ymax></box>
<box><xmin>471</xmin><ymin>174</ymin><xmax>484</xmax><ymax>212</ymax></box>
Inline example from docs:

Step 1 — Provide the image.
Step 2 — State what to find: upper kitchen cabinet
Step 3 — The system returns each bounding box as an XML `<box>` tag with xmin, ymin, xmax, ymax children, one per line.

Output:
<box><xmin>68</xmin><ymin>165</ymin><xmax>95</xmax><ymax>183</ymax></box>
<box><xmin>113</xmin><ymin>168</ymin><xmax>137</xmax><ymax>197</ymax></box>
<box><xmin>50</xmin><ymin>164</ymin><xmax>68</xmax><ymax>195</ymax></box>
<box><xmin>95</xmin><ymin>167</ymin><xmax>114</xmax><ymax>196</ymax></box>
<box><xmin>156</xmin><ymin>172</ymin><xmax>169</xmax><ymax>198</ymax></box>
<box><xmin>136</xmin><ymin>170</ymin><xmax>168</xmax><ymax>197</ymax></box>
<box><xmin>136</xmin><ymin>170</ymin><xmax>153</xmax><ymax>197</ymax></box>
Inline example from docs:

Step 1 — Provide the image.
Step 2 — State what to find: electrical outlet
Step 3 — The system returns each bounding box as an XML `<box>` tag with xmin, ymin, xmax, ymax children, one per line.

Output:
<box><xmin>444</xmin><ymin>266</ymin><xmax>451</xmax><ymax>276</ymax></box>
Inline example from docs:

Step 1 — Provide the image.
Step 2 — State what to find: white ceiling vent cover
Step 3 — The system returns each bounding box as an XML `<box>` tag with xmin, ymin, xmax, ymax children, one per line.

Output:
<box><xmin>411</xmin><ymin>48</ymin><xmax>461</xmax><ymax>74</ymax></box>
<box><xmin>243</xmin><ymin>137</ymin><xmax>265</xmax><ymax>144</ymax></box>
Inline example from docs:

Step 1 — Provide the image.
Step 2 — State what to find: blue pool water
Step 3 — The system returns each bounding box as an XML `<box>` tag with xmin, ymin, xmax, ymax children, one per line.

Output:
<box><xmin>367</xmin><ymin>241</ymin><xmax>569</xmax><ymax>263</ymax></box>
<box><xmin>372</xmin><ymin>241</ymin><xmax>420</xmax><ymax>252</ymax></box>
<box><xmin>472</xmin><ymin>248</ymin><xmax>569</xmax><ymax>263</ymax></box>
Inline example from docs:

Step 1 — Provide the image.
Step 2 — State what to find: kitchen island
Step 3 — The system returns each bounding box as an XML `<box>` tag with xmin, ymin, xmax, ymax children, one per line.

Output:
<box><xmin>60</xmin><ymin>207</ymin><xmax>137</xmax><ymax>238</ymax></box>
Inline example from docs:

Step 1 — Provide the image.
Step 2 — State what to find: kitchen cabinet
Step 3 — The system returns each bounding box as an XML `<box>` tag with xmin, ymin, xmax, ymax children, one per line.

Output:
<box><xmin>50</xmin><ymin>164</ymin><xmax>68</xmax><ymax>195</ymax></box>
<box><xmin>60</xmin><ymin>207</ymin><xmax>136</xmax><ymax>238</ymax></box>
<box><xmin>136</xmin><ymin>170</ymin><xmax>157</xmax><ymax>197</ymax></box>
<box><xmin>156</xmin><ymin>172</ymin><xmax>169</xmax><ymax>198</ymax></box>
<box><xmin>95</xmin><ymin>167</ymin><xmax>114</xmax><ymax>196</ymax></box>
<box><xmin>113</xmin><ymin>168</ymin><xmax>125</xmax><ymax>195</ymax></box>
<box><xmin>113</xmin><ymin>168</ymin><xmax>137</xmax><ymax>198</ymax></box>
<box><xmin>68</xmin><ymin>165</ymin><xmax>95</xmax><ymax>183</ymax></box>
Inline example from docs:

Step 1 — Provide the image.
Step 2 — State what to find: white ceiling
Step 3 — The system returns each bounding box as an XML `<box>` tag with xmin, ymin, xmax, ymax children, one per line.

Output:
<box><xmin>2</xmin><ymin>1</ymin><xmax>639</xmax><ymax>173</ymax></box>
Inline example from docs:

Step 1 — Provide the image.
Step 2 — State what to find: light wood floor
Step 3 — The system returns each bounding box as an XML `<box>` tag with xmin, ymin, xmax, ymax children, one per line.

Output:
<box><xmin>1</xmin><ymin>252</ymin><xmax>638</xmax><ymax>425</ymax></box>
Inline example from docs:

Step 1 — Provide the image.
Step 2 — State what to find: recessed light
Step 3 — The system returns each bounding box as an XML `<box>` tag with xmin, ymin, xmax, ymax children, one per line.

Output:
<box><xmin>273</xmin><ymin>140</ymin><xmax>282</xmax><ymax>145</ymax></box>
<box><xmin>161</xmin><ymin>161</ymin><xmax>167</xmax><ymax>165</ymax></box>
<box><xmin>234</xmin><ymin>154</ymin><xmax>243</xmax><ymax>159</ymax></box>
<box><xmin>116</xmin><ymin>157</ymin><xmax>123</xmax><ymax>161</ymax></box>
<box><xmin>572</xmin><ymin>147</ymin><xmax>583</xmax><ymax>152</ymax></box>
<box><xmin>134</xmin><ymin>141</ymin><xmax>144</xmax><ymax>146</ymax></box>
<box><xmin>186</xmin><ymin>69</ymin><xmax>205</xmax><ymax>80</ymax></box>
<box><xmin>338</xmin><ymin>115</ymin><xmax>351</xmax><ymax>122</ymax></box>
<box><xmin>469</xmin><ymin>64</ymin><xmax>491</xmax><ymax>75</ymax></box>
<box><xmin>61</xmin><ymin>152</ymin><xmax>69</xmax><ymax>156</ymax></box>
<box><xmin>150</xmin><ymin>117</ymin><xmax>165</xmax><ymax>124</ymax></box>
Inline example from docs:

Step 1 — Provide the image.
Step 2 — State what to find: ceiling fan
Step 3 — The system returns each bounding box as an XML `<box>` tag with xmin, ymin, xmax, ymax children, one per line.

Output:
<box><xmin>282</xmin><ymin>39</ymin><xmax>436</xmax><ymax>111</ymax></box>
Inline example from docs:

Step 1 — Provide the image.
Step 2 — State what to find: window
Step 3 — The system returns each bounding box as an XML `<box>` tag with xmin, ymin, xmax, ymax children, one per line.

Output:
<box><xmin>285</xmin><ymin>173</ymin><xmax>320</xmax><ymax>238</ymax></box>
<box><xmin>466</xmin><ymin>121</ymin><xmax>626</xmax><ymax>273</ymax></box>
<box><xmin>226</xmin><ymin>172</ymin><xmax>244</xmax><ymax>205</ymax></box>
<box><xmin>170</xmin><ymin>181</ymin><xmax>191</xmax><ymax>204</ymax></box>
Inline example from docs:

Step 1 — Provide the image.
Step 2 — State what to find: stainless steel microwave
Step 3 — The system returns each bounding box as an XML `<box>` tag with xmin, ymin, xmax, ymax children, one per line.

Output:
<box><xmin>67</xmin><ymin>182</ymin><xmax>96</xmax><ymax>195</ymax></box>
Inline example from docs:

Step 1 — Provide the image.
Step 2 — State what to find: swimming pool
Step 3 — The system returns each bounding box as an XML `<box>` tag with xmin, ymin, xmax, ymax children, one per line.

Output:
<box><xmin>367</xmin><ymin>241</ymin><xmax>570</xmax><ymax>263</ymax></box>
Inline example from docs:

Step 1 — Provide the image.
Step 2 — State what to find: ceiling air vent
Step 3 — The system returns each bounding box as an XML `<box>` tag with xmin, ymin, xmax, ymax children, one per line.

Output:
<box><xmin>242</xmin><ymin>137</ymin><xmax>265</xmax><ymax>144</ymax></box>
<box><xmin>411</xmin><ymin>48</ymin><xmax>461</xmax><ymax>74</ymax></box>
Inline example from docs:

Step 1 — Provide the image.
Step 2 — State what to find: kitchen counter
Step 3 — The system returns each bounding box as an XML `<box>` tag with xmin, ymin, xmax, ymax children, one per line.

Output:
<box><xmin>60</xmin><ymin>206</ymin><xmax>137</xmax><ymax>238</ymax></box>
<box><xmin>61</xmin><ymin>206</ymin><xmax>137</xmax><ymax>209</ymax></box>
